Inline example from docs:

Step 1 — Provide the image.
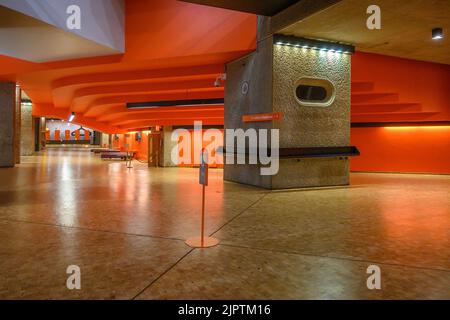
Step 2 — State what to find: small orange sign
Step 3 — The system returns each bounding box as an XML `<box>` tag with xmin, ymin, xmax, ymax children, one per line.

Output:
<box><xmin>242</xmin><ymin>112</ymin><xmax>283</xmax><ymax>123</ymax></box>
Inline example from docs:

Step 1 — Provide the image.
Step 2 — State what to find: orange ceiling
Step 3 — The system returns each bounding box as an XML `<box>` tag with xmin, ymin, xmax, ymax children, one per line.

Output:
<box><xmin>0</xmin><ymin>0</ymin><xmax>257</xmax><ymax>133</ymax></box>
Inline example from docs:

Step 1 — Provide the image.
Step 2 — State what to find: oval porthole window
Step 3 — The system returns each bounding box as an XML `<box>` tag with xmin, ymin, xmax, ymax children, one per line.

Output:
<box><xmin>294</xmin><ymin>77</ymin><xmax>335</xmax><ymax>107</ymax></box>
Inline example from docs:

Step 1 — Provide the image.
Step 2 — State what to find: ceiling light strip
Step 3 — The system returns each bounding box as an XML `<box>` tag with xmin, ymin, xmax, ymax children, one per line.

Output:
<box><xmin>274</xmin><ymin>34</ymin><xmax>355</xmax><ymax>55</ymax></box>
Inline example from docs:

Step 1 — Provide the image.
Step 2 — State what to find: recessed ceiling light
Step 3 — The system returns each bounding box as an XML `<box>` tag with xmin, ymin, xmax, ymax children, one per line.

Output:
<box><xmin>432</xmin><ymin>27</ymin><xmax>443</xmax><ymax>40</ymax></box>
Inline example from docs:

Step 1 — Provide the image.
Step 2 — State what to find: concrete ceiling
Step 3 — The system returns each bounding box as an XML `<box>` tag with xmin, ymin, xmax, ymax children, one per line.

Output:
<box><xmin>178</xmin><ymin>0</ymin><xmax>301</xmax><ymax>16</ymax></box>
<box><xmin>280</xmin><ymin>0</ymin><xmax>450</xmax><ymax>65</ymax></box>
<box><xmin>0</xmin><ymin>5</ymin><xmax>120</xmax><ymax>62</ymax></box>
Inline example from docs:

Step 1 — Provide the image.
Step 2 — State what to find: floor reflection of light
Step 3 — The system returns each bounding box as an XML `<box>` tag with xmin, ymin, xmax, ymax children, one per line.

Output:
<box><xmin>56</xmin><ymin>156</ymin><xmax>77</xmax><ymax>227</ymax></box>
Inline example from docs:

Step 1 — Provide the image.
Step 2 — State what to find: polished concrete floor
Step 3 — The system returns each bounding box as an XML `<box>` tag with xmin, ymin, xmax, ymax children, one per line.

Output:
<box><xmin>0</xmin><ymin>148</ymin><xmax>449</xmax><ymax>299</ymax></box>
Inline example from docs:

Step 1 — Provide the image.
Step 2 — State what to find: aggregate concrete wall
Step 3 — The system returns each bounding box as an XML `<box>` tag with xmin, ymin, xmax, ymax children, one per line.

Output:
<box><xmin>271</xmin><ymin>44</ymin><xmax>351</xmax><ymax>188</ymax></box>
<box><xmin>224</xmin><ymin>38</ymin><xmax>352</xmax><ymax>189</ymax></box>
<box><xmin>224</xmin><ymin>37</ymin><xmax>274</xmax><ymax>188</ymax></box>
<box><xmin>20</xmin><ymin>103</ymin><xmax>34</xmax><ymax>156</ymax></box>
<box><xmin>273</xmin><ymin>45</ymin><xmax>351</xmax><ymax>148</ymax></box>
<box><xmin>0</xmin><ymin>82</ymin><xmax>16</xmax><ymax>167</ymax></box>
<box><xmin>161</xmin><ymin>127</ymin><xmax>178</xmax><ymax>167</ymax></box>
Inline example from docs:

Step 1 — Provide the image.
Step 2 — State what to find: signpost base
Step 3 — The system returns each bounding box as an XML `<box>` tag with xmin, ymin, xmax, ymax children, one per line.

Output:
<box><xmin>185</xmin><ymin>236</ymin><xmax>219</xmax><ymax>248</ymax></box>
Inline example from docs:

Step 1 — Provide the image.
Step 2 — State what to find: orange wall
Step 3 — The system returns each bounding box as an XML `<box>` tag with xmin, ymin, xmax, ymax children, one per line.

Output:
<box><xmin>352</xmin><ymin>52</ymin><xmax>450</xmax><ymax>122</ymax></box>
<box><xmin>351</xmin><ymin>52</ymin><xmax>450</xmax><ymax>174</ymax></box>
<box><xmin>351</xmin><ymin>126</ymin><xmax>450</xmax><ymax>174</ymax></box>
<box><xmin>128</xmin><ymin>133</ymin><xmax>149</xmax><ymax>161</ymax></box>
<box><xmin>112</xmin><ymin>132</ymin><xmax>149</xmax><ymax>161</ymax></box>
<box><xmin>112</xmin><ymin>129</ymin><xmax>225</xmax><ymax>166</ymax></box>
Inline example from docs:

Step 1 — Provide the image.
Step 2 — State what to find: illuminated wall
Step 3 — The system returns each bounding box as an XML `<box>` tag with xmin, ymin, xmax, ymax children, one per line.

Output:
<box><xmin>351</xmin><ymin>126</ymin><xmax>450</xmax><ymax>174</ymax></box>
<box><xmin>112</xmin><ymin>128</ymin><xmax>224</xmax><ymax>166</ymax></box>
<box><xmin>46</xmin><ymin>120</ymin><xmax>92</xmax><ymax>141</ymax></box>
<box><xmin>350</xmin><ymin>52</ymin><xmax>450</xmax><ymax>174</ymax></box>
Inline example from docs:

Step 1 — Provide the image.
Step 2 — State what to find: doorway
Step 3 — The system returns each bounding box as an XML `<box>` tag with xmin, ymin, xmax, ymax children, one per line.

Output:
<box><xmin>148</xmin><ymin>132</ymin><xmax>161</xmax><ymax>167</ymax></box>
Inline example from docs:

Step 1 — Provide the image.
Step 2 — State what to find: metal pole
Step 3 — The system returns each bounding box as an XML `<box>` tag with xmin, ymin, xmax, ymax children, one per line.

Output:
<box><xmin>201</xmin><ymin>184</ymin><xmax>205</xmax><ymax>247</ymax></box>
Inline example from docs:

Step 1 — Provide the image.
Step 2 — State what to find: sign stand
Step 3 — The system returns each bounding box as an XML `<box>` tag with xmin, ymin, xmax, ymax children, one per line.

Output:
<box><xmin>125</xmin><ymin>143</ymin><xmax>133</xmax><ymax>169</ymax></box>
<box><xmin>126</xmin><ymin>151</ymin><xmax>133</xmax><ymax>169</ymax></box>
<box><xmin>185</xmin><ymin>150</ymin><xmax>219</xmax><ymax>248</ymax></box>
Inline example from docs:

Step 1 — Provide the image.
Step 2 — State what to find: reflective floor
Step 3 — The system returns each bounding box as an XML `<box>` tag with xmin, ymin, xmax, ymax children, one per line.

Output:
<box><xmin>0</xmin><ymin>148</ymin><xmax>449</xmax><ymax>299</ymax></box>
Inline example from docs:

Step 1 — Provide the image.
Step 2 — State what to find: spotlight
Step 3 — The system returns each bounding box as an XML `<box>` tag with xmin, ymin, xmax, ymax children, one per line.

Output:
<box><xmin>432</xmin><ymin>27</ymin><xmax>443</xmax><ymax>40</ymax></box>
<box><xmin>68</xmin><ymin>112</ymin><xmax>75</xmax><ymax>122</ymax></box>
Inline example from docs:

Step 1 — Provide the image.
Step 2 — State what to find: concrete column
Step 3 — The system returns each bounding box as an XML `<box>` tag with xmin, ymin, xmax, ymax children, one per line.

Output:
<box><xmin>100</xmin><ymin>133</ymin><xmax>110</xmax><ymax>148</ymax></box>
<box><xmin>224</xmin><ymin>36</ymin><xmax>351</xmax><ymax>189</ymax></box>
<box><xmin>35</xmin><ymin>117</ymin><xmax>46</xmax><ymax>152</ymax></box>
<box><xmin>160</xmin><ymin>126</ymin><xmax>178</xmax><ymax>167</ymax></box>
<box><xmin>14</xmin><ymin>86</ymin><xmax>21</xmax><ymax>163</ymax></box>
<box><xmin>0</xmin><ymin>82</ymin><xmax>17</xmax><ymax>167</ymax></box>
<box><xmin>20</xmin><ymin>102</ymin><xmax>35</xmax><ymax>156</ymax></box>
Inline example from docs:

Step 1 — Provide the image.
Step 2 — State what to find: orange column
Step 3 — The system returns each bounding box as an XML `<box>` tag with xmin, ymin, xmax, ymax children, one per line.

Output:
<box><xmin>54</xmin><ymin>130</ymin><xmax>60</xmax><ymax>141</ymax></box>
<box><xmin>65</xmin><ymin>130</ymin><xmax>70</xmax><ymax>140</ymax></box>
<box><xmin>75</xmin><ymin>130</ymin><xmax>80</xmax><ymax>141</ymax></box>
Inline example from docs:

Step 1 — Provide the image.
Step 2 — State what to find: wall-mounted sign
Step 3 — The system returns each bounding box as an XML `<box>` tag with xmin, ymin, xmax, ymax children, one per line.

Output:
<box><xmin>242</xmin><ymin>112</ymin><xmax>283</xmax><ymax>123</ymax></box>
<box><xmin>241</xmin><ymin>81</ymin><xmax>249</xmax><ymax>95</ymax></box>
<box><xmin>199</xmin><ymin>163</ymin><xmax>208</xmax><ymax>186</ymax></box>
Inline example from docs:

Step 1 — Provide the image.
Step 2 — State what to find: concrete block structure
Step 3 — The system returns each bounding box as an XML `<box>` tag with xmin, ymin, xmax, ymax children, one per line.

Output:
<box><xmin>225</xmin><ymin>35</ymin><xmax>353</xmax><ymax>189</ymax></box>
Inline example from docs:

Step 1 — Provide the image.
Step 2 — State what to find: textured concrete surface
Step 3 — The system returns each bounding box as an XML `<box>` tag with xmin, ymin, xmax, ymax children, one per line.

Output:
<box><xmin>224</xmin><ymin>37</ymin><xmax>274</xmax><ymax>188</ymax></box>
<box><xmin>161</xmin><ymin>126</ymin><xmax>178</xmax><ymax>167</ymax></box>
<box><xmin>14</xmin><ymin>87</ymin><xmax>21</xmax><ymax>164</ymax></box>
<box><xmin>272</xmin><ymin>45</ymin><xmax>351</xmax><ymax>148</ymax></box>
<box><xmin>224</xmin><ymin>38</ymin><xmax>351</xmax><ymax>189</ymax></box>
<box><xmin>0</xmin><ymin>82</ymin><xmax>16</xmax><ymax>167</ymax></box>
<box><xmin>20</xmin><ymin>103</ymin><xmax>34</xmax><ymax>156</ymax></box>
<box><xmin>272</xmin><ymin>44</ymin><xmax>351</xmax><ymax>188</ymax></box>
<box><xmin>272</xmin><ymin>158</ymin><xmax>350</xmax><ymax>189</ymax></box>
<box><xmin>0</xmin><ymin>148</ymin><xmax>449</xmax><ymax>299</ymax></box>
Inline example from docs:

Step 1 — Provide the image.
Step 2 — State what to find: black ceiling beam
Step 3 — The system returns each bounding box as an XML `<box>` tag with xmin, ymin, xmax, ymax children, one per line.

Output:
<box><xmin>178</xmin><ymin>0</ymin><xmax>301</xmax><ymax>16</ymax></box>
<box><xmin>127</xmin><ymin>98</ymin><xmax>224</xmax><ymax>109</ymax></box>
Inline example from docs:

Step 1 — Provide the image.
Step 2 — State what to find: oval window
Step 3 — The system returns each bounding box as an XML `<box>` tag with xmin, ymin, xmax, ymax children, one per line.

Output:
<box><xmin>294</xmin><ymin>78</ymin><xmax>335</xmax><ymax>107</ymax></box>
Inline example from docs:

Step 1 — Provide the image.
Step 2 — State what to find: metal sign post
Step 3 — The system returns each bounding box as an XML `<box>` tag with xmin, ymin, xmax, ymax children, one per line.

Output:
<box><xmin>126</xmin><ymin>151</ymin><xmax>133</xmax><ymax>168</ymax></box>
<box><xmin>125</xmin><ymin>143</ymin><xmax>133</xmax><ymax>169</ymax></box>
<box><xmin>185</xmin><ymin>149</ymin><xmax>219</xmax><ymax>248</ymax></box>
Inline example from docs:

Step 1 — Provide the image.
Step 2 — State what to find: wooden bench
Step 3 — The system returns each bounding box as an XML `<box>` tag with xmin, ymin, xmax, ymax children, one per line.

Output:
<box><xmin>91</xmin><ymin>148</ymin><xmax>110</xmax><ymax>153</ymax></box>
<box><xmin>100</xmin><ymin>152</ymin><xmax>127</xmax><ymax>160</ymax></box>
<box><xmin>100</xmin><ymin>151</ymin><xmax>136</xmax><ymax>161</ymax></box>
<box><xmin>92</xmin><ymin>149</ymin><xmax>119</xmax><ymax>154</ymax></box>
